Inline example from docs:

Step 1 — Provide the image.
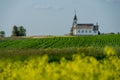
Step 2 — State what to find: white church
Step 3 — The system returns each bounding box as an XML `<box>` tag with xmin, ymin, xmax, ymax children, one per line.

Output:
<box><xmin>71</xmin><ymin>14</ymin><xmax>99</xmax><ymax>35</ymax></box>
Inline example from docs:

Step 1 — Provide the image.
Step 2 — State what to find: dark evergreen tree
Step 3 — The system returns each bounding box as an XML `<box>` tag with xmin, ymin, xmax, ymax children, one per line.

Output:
<box><xmin>98</xmin><ymin>31</ymin><xmax>101</xmax><ymax>35</ymax></box>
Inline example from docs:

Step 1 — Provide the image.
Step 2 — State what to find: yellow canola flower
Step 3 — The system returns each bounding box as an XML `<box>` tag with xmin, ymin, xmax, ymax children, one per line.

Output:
<box><xmin>104</xmin><ymin>46</ymin><xmax>116</xmax><ymax>56</ymax></box>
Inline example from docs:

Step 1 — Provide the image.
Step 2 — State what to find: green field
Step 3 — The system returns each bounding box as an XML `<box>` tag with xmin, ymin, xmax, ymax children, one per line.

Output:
<box><xmin>0</xmin><ymin>35</ymin><xmax>120</xmax><ymax>49</ymax></box>
<box><xmin>0</xmin><ymin>35</ymin><xmax>120</xmax><ymax>80</ymax></box>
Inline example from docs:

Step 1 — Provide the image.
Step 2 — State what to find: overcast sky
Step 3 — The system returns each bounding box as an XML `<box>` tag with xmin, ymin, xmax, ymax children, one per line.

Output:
<box><xmin>0</xmin><ymin>0</ymin><xmax>120</xmax><ymax>36</ymax></box>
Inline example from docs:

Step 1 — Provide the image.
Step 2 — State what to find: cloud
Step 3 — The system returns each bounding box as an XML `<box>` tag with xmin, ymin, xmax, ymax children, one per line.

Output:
<box><xmin>34</xmin><ymin>4</ymin><xmax>52</xmax><ymax>10</ymax></box>
<box><xmin>105</xmin><ymin>0</ymin><xmax>120</xmax><ymax>2</ymax></box>
<box><xmin>54</xmin><ymin>7</ymin><xmax>64</xmax><ymax>11</ymax></box>
<box><xmin>34</xmin><ymin>4</ymin><xmax>64</xmax><ymax>11</ymax></box>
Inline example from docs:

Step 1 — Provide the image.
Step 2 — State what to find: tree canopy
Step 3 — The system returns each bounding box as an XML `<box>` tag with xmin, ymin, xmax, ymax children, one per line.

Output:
<box><xmin>12</xmin><ymin>25</ymin><xmax>26</xmax><ymax>36</ymax></box>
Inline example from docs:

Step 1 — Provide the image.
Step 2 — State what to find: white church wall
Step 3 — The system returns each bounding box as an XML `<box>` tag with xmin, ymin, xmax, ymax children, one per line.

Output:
<box><xmin>74</xmin><ymin>29</ymin><xmax>98</xmax><ymax>35</ymax></box>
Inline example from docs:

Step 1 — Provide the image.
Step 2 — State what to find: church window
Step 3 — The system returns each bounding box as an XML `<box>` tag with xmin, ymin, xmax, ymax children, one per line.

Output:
<box><xmin>89</xmin><ymin>30</ymin><xmax>91</xmax><ymax>33</ymax></box>
<box><xmin>77</xmin><ymin>30</ymin><xmax>80</xmax><ymax>33</ymax></box>
<box><xmin>82</xmin><ymin>30</ymin><xmax>84</xmax><ymax>33</ymax></box>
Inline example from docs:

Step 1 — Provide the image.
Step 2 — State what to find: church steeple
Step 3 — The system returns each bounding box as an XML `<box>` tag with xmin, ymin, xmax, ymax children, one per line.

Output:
<box><xmin>74</xmin><ymin>13</ymin><xmax>77</xmax><ymax>21</ymax></box>
<box><xmin>73</xmin><ymin>11</ymin><xmax>77</xmax><ymax>27</ymax></box>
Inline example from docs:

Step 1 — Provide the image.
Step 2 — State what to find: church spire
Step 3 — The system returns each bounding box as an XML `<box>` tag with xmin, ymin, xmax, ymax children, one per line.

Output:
<box><xmin>74</xmin><ymin>10</ymin><xmax>77</xmax><ymax>20</ymax></box>
<box><xmin>73</xmin><ymin>10</ymin><xmax>77</xmax><ymax>27</ymax></box>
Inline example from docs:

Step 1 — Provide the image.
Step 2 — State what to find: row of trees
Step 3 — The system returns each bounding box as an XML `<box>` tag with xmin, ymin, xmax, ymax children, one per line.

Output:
<box><xmin>0</xmin><ymin>25</ymin><xmax>26</xmax><ymax>38</ymax></box>
<box><xmin>12</xmin><ymin>25</ymin><xmax>26</xmax><ymax>36</ymax></box>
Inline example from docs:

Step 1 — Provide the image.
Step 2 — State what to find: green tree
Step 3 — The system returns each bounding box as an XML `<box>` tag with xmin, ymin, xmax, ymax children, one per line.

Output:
<box><xmin>12</xmin><ymin>25</ymin><xmax>19</xmax><ymax>36</ymax></box>
<box><xmin>98</xmin><ymin>31</ymin><xmax>101</xmax><ymax>35</ymax></box>
<box><xmin>12</xmin><ymin>25</ymin><xmax>26</xmax><ymax>36</ymax></box>
<box><xmin>0</xmin><ymin>31</ymin><xmax>5</xmax><ymax>37</ymax></box>
<box><xmin>18</xmin><ymin>26</ymin><xmax>26</xmax><ymax>36</ymax></box>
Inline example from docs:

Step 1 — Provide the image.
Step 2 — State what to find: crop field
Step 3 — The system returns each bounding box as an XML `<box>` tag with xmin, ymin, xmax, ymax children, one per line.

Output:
<box><xmin>0</xmin><ymin>35</ymin><xmax>120</xmax><ymax>80</ymax></box>
<box><xmin>0</xmin><ymin>35</ymin><xmax>120</xmax><ymax>49</ymax></box>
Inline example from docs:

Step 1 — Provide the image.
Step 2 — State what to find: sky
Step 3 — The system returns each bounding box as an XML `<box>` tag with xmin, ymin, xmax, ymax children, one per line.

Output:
<box><xmin>0</xmin><ymin>0</ymin><xmax>120</xmax><ymax>36</ymax></box>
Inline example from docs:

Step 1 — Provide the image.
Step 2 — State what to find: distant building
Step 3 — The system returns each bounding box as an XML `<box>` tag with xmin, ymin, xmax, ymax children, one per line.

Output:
<box><xmin>71</xmin><ymin>13</ymin><xmax>99</xmax><ymax>35</ymax></box>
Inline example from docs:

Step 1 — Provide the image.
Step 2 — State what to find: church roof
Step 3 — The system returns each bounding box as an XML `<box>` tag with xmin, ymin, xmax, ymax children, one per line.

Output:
<box><xmin>77</xmin><ymin>24</ymin><xmax>94</xmax><ymax>26</ymax></box>
<box><xmin>74</xmin><ymin>24</ymin><xmax>94</xmax><ymax>29</ymax></box>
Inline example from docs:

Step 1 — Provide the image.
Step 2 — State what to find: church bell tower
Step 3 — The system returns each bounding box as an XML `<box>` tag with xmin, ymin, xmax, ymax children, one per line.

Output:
<box><xmin>71</xmin><ymin>11</ymin><xmax>78</xmax><ymax>35</ymax></box>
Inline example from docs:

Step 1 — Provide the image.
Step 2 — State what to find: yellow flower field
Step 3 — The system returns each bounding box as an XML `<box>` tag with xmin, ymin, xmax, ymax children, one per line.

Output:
<box><xmin>0</xmin><ymin>53</ymin><xmax>120</xmax><ymax>80</ymax></box>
